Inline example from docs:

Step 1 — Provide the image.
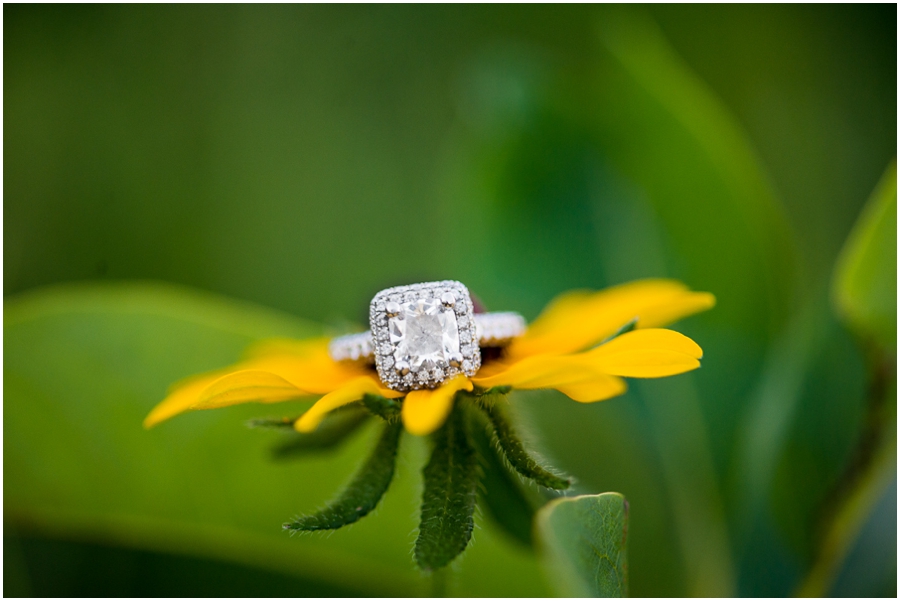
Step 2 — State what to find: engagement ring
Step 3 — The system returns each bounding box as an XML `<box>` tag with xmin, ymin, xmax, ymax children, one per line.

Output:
<box><xmin>329</xmin><ymin>280</ymin><xmax>525</xmax><ymax>392</ymax></box>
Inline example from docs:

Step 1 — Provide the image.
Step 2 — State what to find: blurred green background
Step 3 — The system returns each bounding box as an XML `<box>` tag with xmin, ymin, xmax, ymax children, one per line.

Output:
<box><xmin>4</xmin><ymin>4</ymin><xmax>896</xmax><ymax>597</ymax></box>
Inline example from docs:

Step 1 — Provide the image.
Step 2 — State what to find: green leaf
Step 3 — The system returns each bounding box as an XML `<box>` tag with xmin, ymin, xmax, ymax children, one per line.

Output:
<box><xmin>535</xmin><ymin>492</ymin><xmax>629</xmax><ymax>597</ymax></box>
<box><xmin>832</xmin><ymin>160</ymin><xmax>897</xmax><ymax>351</ymax></box>
<box><xmin>414</xmin><ymin>403</ymin><xmax>479</xmax><ymax>571</ymax></box>
<box><xmin>4</xmin><ymin>282</ymin><xmax>552</xmax><ymax>597</ymax></box>
<box><xmin>469</xmin><ymin>406</ymin><xmax>542</xmax><ymax>547</ymax></box>
<box><xmin>266</xmin><ymin>408</ymin><xmax>371</xmax><ymax>459</ymax></box>
<box><xmin>283</xmin><ymin>420</ymin><xmax>402</xmax><ymax>531</ymax></box>
<box><xmin>478</xmin><ymin>396</ymin><xmax>571</xmax><ymax>490</ymax></box>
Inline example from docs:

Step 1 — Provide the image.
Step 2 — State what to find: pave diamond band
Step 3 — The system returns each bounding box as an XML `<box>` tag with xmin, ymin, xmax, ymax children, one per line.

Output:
<box><xmin>474</xmin><ymin>311</ymin><xmax>528</xmax><ymax>346</ymax></box>
<box><xmin>328</xmin><ymin>331</ymin><xmax>376</xmax><ymax>363</ymax></box>
<box><xmin>328</xmin><ymin>280</ymin><xmax>526</xmax><ymax>392</ymax></box>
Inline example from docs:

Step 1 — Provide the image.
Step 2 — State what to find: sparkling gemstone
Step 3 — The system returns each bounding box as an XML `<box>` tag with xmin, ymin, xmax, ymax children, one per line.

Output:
<box><xmin>389</xmin><ymin>298</ymin><xmax>460</xmax><ymax>372</ymax></box>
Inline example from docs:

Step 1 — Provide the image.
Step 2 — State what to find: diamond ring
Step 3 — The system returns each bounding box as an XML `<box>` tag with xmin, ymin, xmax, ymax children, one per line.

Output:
<box><xmin>329</xmin><ymin>280</ymin><xmax>526</xmax><ymax>392</ymax></box>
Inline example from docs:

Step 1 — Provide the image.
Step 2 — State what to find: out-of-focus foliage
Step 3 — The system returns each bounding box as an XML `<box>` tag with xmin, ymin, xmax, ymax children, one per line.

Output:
<box><xmin>795</xmin><ymin>161</ymin><xmax>898</xmax><ymax>597</ymax></box>
<box><xmin>833</xmin><ymin>161</ymin><xmax>897</xmax><ymax>351</ymax></box>
<box><xmin>4</xmin><ymin>4</ymin><xmax>895</xmax><ymax>597</ymax></box>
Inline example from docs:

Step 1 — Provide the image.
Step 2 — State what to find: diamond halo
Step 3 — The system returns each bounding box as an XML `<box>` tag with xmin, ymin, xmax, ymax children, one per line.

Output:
<box><xmin>370</xmin><ymin>280</ymin><xmax>480</xmax><ymax>392</ymax></box>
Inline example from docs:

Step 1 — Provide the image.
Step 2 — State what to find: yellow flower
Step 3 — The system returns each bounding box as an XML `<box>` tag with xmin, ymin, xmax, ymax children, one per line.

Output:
<box><xmin>145</xmin><ymin>279</ymin><xmax>714</xmax><ymax>436</ymax></box>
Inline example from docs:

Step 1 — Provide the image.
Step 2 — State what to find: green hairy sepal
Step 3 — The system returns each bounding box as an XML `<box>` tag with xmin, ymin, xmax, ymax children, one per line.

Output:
<box><xmin>469</xmin><ymin>408</ymin><xmax>544</xmax><ymax>547</ymax></box>
<box><xmin>283</xmin><ymin>420</ymin><xmax>402</xmax><ymax>532</ymax></box>
<box><xmin>414</xmin><ymin>400</ymin><xmax>480</xmax><ymax>571</ymax></box>
<box><xmin>266</xmin><ymin>387</ymin><xmax>572</xmax><ymax>570</ymax></box>
<box><xmin>250</xmin><ymin>407</ymin><xmax>372</xmax><ymax>458</ymax></box>
<box><xmin>250</xmin><ymin>394</ymin><xmax>400</xmax><ymax>459</ymax></box>
<box><xmin>475</xmin><ymin>392</ymin><xmax>571</xmax><ymax>490</ymax></box>
<box><xmin>360</xmin><ymin>393</ymin><xmax>402</xmax><ymax>421</ymax></box>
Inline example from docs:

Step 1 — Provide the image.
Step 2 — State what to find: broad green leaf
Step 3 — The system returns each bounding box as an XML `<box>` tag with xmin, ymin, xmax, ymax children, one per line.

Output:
<box><xmin>3</xmin><ymin>282</ymin><xmax>551</xmax><ymax>596</ymax></box>
<box><xmin>4</xmin><ymin>530</ymin><xmax>369</xmax><ymax>597</ymax></box>
<box><xmin>535</xmin><ymin>492</ymin><xmax>629</xmax><ymax>597</ymax></box>
<box><xmin>414</xmin><ymin>403</ymin><xmax>479</xmax><ymax>571</ymax></box>
<box><xmin>478</xmin><ymin>395</ymin><xmax>571</xmax><ymax>490</ymax></box>
<box><xmin>832</xmin><ymin>160</ymin><xmax>897</xmax><ymax>351</ymax></box>
<box><xmin>284</xmin><ymin>420</ymin><xmax>402</xmax><ymax>531</ymax></box>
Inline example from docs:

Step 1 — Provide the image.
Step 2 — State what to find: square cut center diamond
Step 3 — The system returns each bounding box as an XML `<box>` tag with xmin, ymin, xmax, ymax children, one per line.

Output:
<box><xmin>390</xmin><ymin>298</ymin><xmax>459</xmax><ymax>371</ymax></box>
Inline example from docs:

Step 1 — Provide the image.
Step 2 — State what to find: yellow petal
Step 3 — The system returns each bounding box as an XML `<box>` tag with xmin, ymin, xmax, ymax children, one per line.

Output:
<box><xmin>516</xmin><ymin>289</ymin><xmax>594</xmax><ymax>340</ymax></box>
<box><xmin>294</xmin><ymin>376</ymin><xmax>402</xmax><ymax>433</ymax></box>
<box><xmin>474</xmin><ymin>328</ymin><xmax>700</xmax><ymax>400</ymax></box>
<box><xmin>507</xmin><ymin>279</ymin><xmax>715</xmax><ymax>359</ymax></box>
<box><xmin>241</xmin><ymin>338</ymin><xmax>372</xmax><ymax>393</ymax></box>
<box><xmin>143</xmin><ymin>370</ymin><xmax>225</xmax><ymax>428</ymax></box>
<box><xmin>586</xmin><ymin>328</ymin><xmax>702</xmax><ymax>378</ymax></box>
<box><xmin>635</xmin><ymin>293</ymin><xmax>716</xmax><ymax>329</ymax></box>
<box><xmin>472</xmin><ymin>355</ymin><xmax>597</xmax><ymax>390</ymax></box>
<box><xmin>239</xmin><ymin>354</ymin><xmax>367</xmax><ymax>394</ymax></box>
<box><xmin>401</xmin><ymin>375</ymin><xmax>473</xmax><ymax>436</ymax></box>
<box><xmin>190</xmin><ymin>370</ymin><xmax>307</xmax><ymax>410</ymax></box>
<box><xmin>144</xmin><ymin>337</ymin><xmax>371</xmax><ymax>428</ymax></box>
<box><xmin>472</xmin><ymin>353</ymin><xmax>627</xmax><ymax>402</ymax></box>
<box><xmin>554</xmin><ymin>374</ymin><xmax>628</xmax><ymax>403</ymax></box>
